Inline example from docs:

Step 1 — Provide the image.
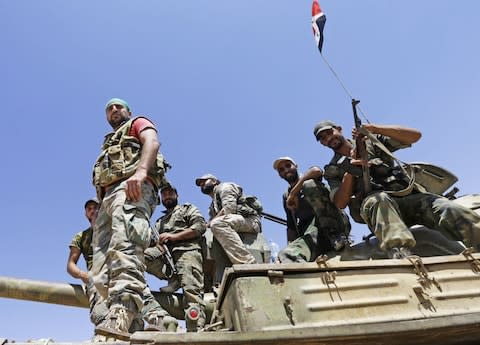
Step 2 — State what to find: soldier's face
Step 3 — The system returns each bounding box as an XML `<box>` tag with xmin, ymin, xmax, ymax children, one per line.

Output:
<box><xmin>199</xmin><ymin>179</ymin><xmax>216</xmax><ymax>195</ymax></box>
<box><xmin>276</xmin><ymin>161</ymin><xmax>299</xmax><ymax>184</ymax></box>
<box><xmin>85</xmin><ymin>203</ymin><xmax>99</xmax><ymax>224</ymax></box>
<box><xmin>106</xmin><ymin>103</ymin><xmax>131</xmax><ymax>129</ymax></box>
<box><xmin>161</xmin><ymin>189</ymin><xmax>178</xmax><ymax>209</ymax></box>
<box><xmin>316</xmin><ymin>127</ymin><xmax>345</xmax><ymax>151</ymax></box>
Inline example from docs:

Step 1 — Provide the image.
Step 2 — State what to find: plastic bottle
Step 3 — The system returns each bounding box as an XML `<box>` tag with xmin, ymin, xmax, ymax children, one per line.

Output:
<box><xmin>269</xmin><ymin>240</ymin><xmax>279</xmax><ymax>263</ymax></box>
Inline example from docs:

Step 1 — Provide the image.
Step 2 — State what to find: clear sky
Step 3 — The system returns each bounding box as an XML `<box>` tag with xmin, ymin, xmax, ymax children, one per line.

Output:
<box><xmin>1</xmin><ymin>0</ymin><xmax>479</xmax><ymax>341</ymax></box>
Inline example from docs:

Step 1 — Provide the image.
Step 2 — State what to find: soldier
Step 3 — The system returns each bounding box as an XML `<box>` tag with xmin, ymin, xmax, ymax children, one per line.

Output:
<box><xmin>195</xmin><ymin>174</ymin><xmax>259</xmax><ymax>265</ymax></box>
<box><xmin>273</xmin><ymin>157</ymin><xmax>351</xmax><ymax>262</ymax></box>
<box><xmin>67</xmin><ymin>198</ymin><xmax>173</xmax><ymax>336</ymax></box>
<box><xmin>145</xmin><ymin>185</ymin><xmax>207</xmax><ymax>332</ymax></box>
<box><xmin>91</xmin><ymin>98</ymin><xmax>169</xmax><ymax>340</ymax></box>
<box><xmin>67</xmin><ymin>198</ymin><xmax>108</xmax><ymax>327</ymax></box>
<box><xmin>313</xmin><ymin>120</ymin><xmax>480</xmax><ymax>258</ymax></box>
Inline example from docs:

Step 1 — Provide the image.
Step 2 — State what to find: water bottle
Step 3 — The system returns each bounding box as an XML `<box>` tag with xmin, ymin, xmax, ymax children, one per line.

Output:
<box><xmin>269</xmin><ymin>240</ymin><xmax>279</xmax><ymax>263</ymax></box>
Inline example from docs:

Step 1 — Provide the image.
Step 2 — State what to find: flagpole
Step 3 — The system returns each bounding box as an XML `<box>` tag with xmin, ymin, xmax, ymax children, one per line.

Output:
<box><xmin>319</xmin><ymin>53</ymin><xmax>370</xmax><ymax>124</ymax></box>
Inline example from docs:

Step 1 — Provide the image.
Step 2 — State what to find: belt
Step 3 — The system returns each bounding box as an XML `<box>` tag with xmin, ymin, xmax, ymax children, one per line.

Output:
<box><xmin>103</xmin><ymin>177</ymin><xmax>155</xmax><ymax>194</ymax></box>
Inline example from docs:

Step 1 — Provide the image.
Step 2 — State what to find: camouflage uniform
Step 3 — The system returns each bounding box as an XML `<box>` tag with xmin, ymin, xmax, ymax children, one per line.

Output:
<box><xmin>325</xmin><ymin>137</ymin><xmax>480</xmax><ymax>251</ymax></box>
<box><xmin>91</xmin><ymin>116</ymin><xmax>168</xmax><ymax>332</ymax></box>
<box><xmin>70</xmin><ymin>227</ymin><xmax>167</xmax><ymax>328</ymax></box>
<box><xmin>145</xmin><ymin>203</ymin><xmax>207</xmax><ymax>330</ymax></box>
<box><xmin>209</xmin><ymin>182</ymin><xmax>260</xmax><ymax>264</ymax></box>
<box><xmin>70</xmin><ymin>228</ymin><xmax>108</xmax><ymax>325</ymax></box>
<box><xmin>278</xmin><ymin>178</ymin><xmax>351</xmax><ymax>263</ymax></box>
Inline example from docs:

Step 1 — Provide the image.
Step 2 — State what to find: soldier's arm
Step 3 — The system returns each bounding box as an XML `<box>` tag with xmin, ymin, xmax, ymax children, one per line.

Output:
<box><xmin>332</xmin><ymin>172</ymin><xmax>355</xmax><ymax>209</ymax></box>
<box><xmin>125</xmin><ymin>127</ymin><xmax>160</xmax><ymax>202</ymax></box>
<box><xmin>67</xmin><ymin>247</ymin><xmax>89</xmax><ymax>284</ymax></box>
<box><xmin>219</xmin><ymin>184</ymin><xmax>240</xmax><ymax>215</ymax></box>
<box><xmin>286</xmin><ymin>166</ymin><xmax>323</xmax><ymax>209</ymax></box>
<box><xmin>362</xmin><ymin>124</ymin><xmax>421</xmax><ymax>145</ymax></box>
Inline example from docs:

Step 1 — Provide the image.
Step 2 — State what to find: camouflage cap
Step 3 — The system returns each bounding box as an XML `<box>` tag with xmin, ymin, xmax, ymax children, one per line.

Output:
<box><xmin>160</xmin><ymin>184</ymin><xmax>178</xmax><ymax>194</ymax></box>
<box><xmin>195</xmin><ymin>173</ymin><xmax>218</xmax><ymax>186</ymax></box>
<box><xmin>84</xmin><ymin>198</ymin><xmax>99</xmax><ymax>209</ymax></box>
<box><xmin>273</xmin><ymin>157</ymin><xmax>297</xmax><ymax>170</ymax></box>
<box><xmin>313</xmin><ymin>120</ymin><xmax>338</xmax><ymax>139</ymax></box>
<box><xmin>105</xmin><ymin>98</ymin><xmax>130</xmax><ymax>112</ymax></box>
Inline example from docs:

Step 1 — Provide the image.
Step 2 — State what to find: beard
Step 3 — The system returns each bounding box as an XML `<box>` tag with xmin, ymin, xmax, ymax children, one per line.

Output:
<box><xmin>108</xmin><ymin>112</ymin><xmax>129</xmax><ymax>129</ymax></box>
<box><xmin>201</xmin><ymin>183</ymin><xmax>215</xmax><ymax>195</ymax></box>
<box><xmin>283</xmin><ymin>170</ymin><xmax>299</xmax><ymax>184</ymax></box>
<box><xmin>162</xmin><ymin>198</ymin><xmax>178</xmax><ymax>209</ymax></box>
<box><xmin>328</xmin><ymin>135</ymin><xmax>346</xmax><ymax>151</ymax></box>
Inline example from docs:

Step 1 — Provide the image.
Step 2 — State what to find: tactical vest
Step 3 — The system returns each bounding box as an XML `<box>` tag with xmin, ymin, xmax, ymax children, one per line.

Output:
<box><xmin>92</xmin><ymin>117</ymin><xmax>169</xmax><ymax>195</ymax></box>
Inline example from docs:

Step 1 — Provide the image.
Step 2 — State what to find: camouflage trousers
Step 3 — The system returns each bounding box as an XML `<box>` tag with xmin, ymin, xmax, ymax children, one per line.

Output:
<box><xmin>210</xmin><ymin>214</ymin><xmax>259</xmax><ymax>264</ymax></box>
<box><xmin>90</xmin><ymin>180</ymin><xmax>157</xmax><ymax>317</ymax></box>
<box><xmin>302</xmin><ymin>179</ymin><xmax>351</xmax><ymax>240</ymax></box>
<box><xmin>279</xmin><ymin>180</ymin><xmax>351</xmax><ymax>263</ymax></box>
<box><xmin>361</xmin><ymin>191</ymin><xmax>480</xmax><ymax>251</ymax></box>
<box><xmin>86</xmin><ymin>280</ymin><xmax>167</xmax><ymax>330</ymax></box>
<box><xmin>145</xmin><ymin>247</ymin><xmax>206</xmax><ymax>314</ymax></box>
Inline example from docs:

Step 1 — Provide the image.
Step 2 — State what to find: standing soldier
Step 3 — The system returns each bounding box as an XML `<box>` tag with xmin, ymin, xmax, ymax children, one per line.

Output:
<box><xmin>67</xmin><ymin>198</ymin><xmax>172</xmax><ymax>337</ymax></box>
<box><xmin>195</xmin><ymin>174</ymin><xmax>260</xmax><ymax>265</ymax></box>
<box><xmin>91</xmin><ymin>98</ymin><xmax>169</xmax><ymax>340</ymax></box>
<box><xmin>67</xmin><ymin>198</ymin><xmax>109</xmax><ymax>326</ymax></box>
<box><xmin>273</xmin><ymin>157</ymin><xmax>351</xmax><ymax>262</ymax></box>
<box><xmin>145</xmin><ymin>185</ymin><xmax>207</xmax><ymax>332</ymax></box>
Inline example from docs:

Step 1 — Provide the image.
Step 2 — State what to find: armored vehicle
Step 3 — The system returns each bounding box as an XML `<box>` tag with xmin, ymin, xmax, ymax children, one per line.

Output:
<box><xmin>1</xmin><ymin>164</ymin><xmax>480</xmax><ymax>345</ymax></box>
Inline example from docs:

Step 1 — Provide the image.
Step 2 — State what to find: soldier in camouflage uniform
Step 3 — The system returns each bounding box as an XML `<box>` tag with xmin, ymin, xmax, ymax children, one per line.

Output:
<box><xmin>273</xmin><ymin>157</ymin><xmax>351</xmax><ymax>263</ymax></box>
<box><xmin>90</xmin><ymin>98</ymin><xmax>169</xmax><ymax>340</ymax></box>
<box><xmin>314</xmin><ymin>120</ymin><xmax>480</xmax><ymax>259</ymax></box>
<box><xmin>68</xmin><ymin>200</ymin><xmax>174</xmax><ymax>336</ymax></box>
<box><xmin>195</xmin><ymin>174</ymin><xmax>259</xmax><ymax>265</ymax></box>
<box><xmin>67</xmin><ymin>198</ymin><xmax>108</xmax><ymax>326</ymax></box>
<box><xmin>145</xmin><ymin>185</ymin><xmax>207</xmax><ymax>332</ymax></box>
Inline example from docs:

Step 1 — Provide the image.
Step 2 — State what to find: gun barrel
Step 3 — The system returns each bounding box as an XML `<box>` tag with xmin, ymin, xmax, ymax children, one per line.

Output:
<box><xmin>261</xmin><ymin>212</ymin><xmax>287</xmax><ymax>226</ymax></box>
<box><xmin>0</xmin><ymin>275</ymin><xmax>213</xmax><ymax>320</ymax></box>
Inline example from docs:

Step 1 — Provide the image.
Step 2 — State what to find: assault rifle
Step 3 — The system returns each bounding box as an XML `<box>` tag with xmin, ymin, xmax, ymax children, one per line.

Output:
<box><xmin>159</xmin><ymin>244</ymin><xmax>178</xmax><ymax>279</ymax></box>
<box><xmin>352</xmin><ymin>99</ymin><xmax>371</xmax><ymax>197</ymax></box>
<box><xmin>261</xmin><ymin>211</ymin><xmax>287</xmax><ymax>226</ymax></box>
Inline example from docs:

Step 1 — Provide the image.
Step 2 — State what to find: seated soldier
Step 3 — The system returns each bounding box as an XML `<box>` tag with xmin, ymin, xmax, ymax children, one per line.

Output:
<box><xmin>273</xmin><ymin>157</ymin><xmax>351</xmax><ymax>262</ymax></box>
<box><xmin>195</xmin><ymin>174</ymin><xmax>261</xmax><ymax>265</ymax></box>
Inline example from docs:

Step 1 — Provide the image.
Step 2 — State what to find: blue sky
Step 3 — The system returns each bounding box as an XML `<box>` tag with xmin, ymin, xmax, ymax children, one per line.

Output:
<box><xmin>1</xmin><ymin>0</ymin><xmax>479</xmax><ymax>341</ymax></box>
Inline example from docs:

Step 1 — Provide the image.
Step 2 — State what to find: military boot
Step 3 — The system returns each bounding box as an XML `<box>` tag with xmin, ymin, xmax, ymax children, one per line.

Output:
<box><xmin>144</xmin><ymin>315</ymin><xmax>166</xmax><ymax>332</ymax></box>
<box><xmin>387</xmin><ymin>246</ymin><xmax>412</xmax><ymax>259</ymax></box>
<box><xmin>94</xmin><ymin>304</ymin><xmax>135</xmax><ymax>341</ymax></box>
<box><xmin>160</xmin><ymin>279</ymin><xmax>181</xmax><ymax>293</ymax></box>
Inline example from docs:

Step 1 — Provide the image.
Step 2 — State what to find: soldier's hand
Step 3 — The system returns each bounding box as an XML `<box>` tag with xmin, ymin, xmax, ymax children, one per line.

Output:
<box><xmin>159</xmin><ymin>233</ymin><xmax>178</xmax><ymax>244</ymax></box>
<box><xmin>125</xmin><ymin>170</ymin><xmax>147</xmax><ymax>202</ymax></box>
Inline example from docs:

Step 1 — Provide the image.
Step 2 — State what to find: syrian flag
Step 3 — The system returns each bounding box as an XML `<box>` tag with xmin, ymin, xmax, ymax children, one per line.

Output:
<box><xmin>312</xmin><ymin>0</ymin><xmax>326</xmax><ymax>53</ymax></box>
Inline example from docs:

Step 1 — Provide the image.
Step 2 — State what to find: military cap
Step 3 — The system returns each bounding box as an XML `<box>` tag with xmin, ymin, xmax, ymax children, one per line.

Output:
<box><xmin>313</xmin><ymin>120</ymin><xmax>338</xmax><ymax>139</ymax></box>
<box><xmin>160</xmin><ymin>184</ymin><xmax>178</xmax><ymax>194</ymax></box>
<box><xmin>272</xmin><ymin>157</ymin><xmax>297</xmax><ymax>170</ymax></box>
<box><xmin>195</xmin><ymin>173</ymin><xmax>218</xmax><ymax>186</ymax></box>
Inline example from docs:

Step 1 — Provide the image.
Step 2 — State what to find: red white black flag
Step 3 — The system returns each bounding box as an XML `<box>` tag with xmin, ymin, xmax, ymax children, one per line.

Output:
<box><xmin>312</xmin><ymin>0</ymin><xmax>326</xmax><ymax>53</ymax></box>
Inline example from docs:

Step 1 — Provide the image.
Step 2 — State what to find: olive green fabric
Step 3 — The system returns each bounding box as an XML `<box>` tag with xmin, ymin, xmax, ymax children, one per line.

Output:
<box><xmin>92</xmin><ymin>117</ymin><xmax>169</xmax><ymax>197</ymax></box>
<box><xmin>69</xmin><ymin>227</ymin><xmax>93</xmax><ymax>270</ymax></box>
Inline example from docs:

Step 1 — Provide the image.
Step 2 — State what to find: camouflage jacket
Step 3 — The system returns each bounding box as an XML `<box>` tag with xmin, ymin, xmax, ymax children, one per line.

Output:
<box><xmin>209</xmin><ymin>182</ymin><xmax>260</xmax><ymax>220</ymax></box>
<box><xmin>155</xmin><ymin>203</ymin><xmax>206</xmax><ymax>252</ymax></box>
<box><xmin>92</xmin><ymin>117</ymin><xmax>168</xmax><ymax>194</ymax></box>
<box><xmin>324</xmin><ymin>136</ymin><xmax>411</xmax><ymax>221</ymax></box>
<box><xmin>69</xmin><ymin>227</ymin><xmax>93</xmax><ymax>270</ymax></box>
